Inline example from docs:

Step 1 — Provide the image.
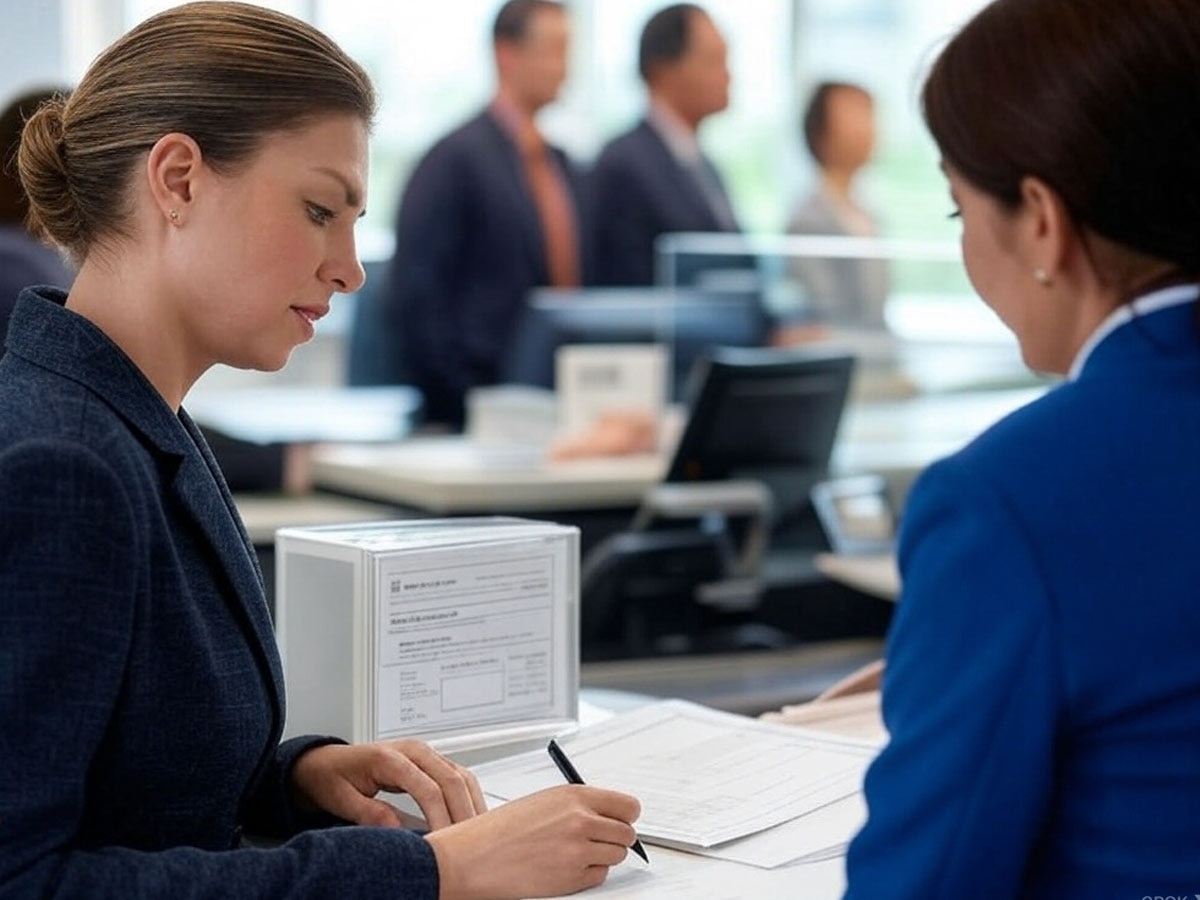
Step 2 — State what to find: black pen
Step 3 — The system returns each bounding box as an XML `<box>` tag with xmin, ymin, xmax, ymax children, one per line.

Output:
<box><xmin>547</xmin><ymin>738</ymin><xmax>649</xmax><ymax>864</ymax></box>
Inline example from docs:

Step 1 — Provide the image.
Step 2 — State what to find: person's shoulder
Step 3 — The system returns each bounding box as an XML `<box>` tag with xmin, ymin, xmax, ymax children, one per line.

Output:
<box><xmin>0</xmin><ymin>353</ymin><xmax>140</xmax><ymax>462</ymax></box>
<box><xmin>407</xmin><ymin>110</ymin><xmax>495</xmax><ymax>167</ymax></box>
<box><xmin>594</xmin><ymin>120</ymin><xmax>655</xmax><ymax>164</ymax></box>
<box><xmin>786</xmin><ymin>188</ymin><xmax>838</xmax><ymax>233</ymax></box>
<box><xmin>931</xmin><ymin>381</ymin><xmax>1106</xmax><ymax>503</ymax></box>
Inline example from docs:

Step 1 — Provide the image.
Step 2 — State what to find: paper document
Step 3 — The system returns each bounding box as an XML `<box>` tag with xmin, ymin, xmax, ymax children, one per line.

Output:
<box><xmin>672</xmin><ymin>792</ymin><xmax>867</xmax><ymax>868</ymax></box>
<box><xmin>375</xmin><ymin>538</ymin><xmax>569</xmax><ymax>738</ymax></box>
<box><xmin>475</xmin><ymin>700</ymin><xmax>876</xmax><ymax>850</ymax></box>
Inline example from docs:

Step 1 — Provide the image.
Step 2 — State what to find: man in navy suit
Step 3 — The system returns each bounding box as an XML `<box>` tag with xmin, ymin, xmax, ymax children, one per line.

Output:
<box><xmin>588</xmin><ymin>4</ymin><xmax>739</xmax><ymax>287</ymax></box>
<box><xmin>381</xmin><ymin>0</ymin><xmax>580</xmax><ymax>428</ymax></box>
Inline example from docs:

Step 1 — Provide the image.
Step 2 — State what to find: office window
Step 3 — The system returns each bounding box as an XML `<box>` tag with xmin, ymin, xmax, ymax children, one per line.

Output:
<box><xmin>794</xmin><ymin>0</ymin><xmax>990</xmax><ymax>240</ymax></box>
<box><xmin>100</xmin><ymin>0</ymin><xmax>989</xmax><ymax>244</ymax></box>
<box><xmin>312</xmin><ymin>1</ymin><xmax>797</xmax><ymax>239</ymax></box>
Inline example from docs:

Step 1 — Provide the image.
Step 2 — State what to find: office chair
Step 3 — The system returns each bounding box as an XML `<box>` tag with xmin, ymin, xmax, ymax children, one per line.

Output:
<box><xmin>580</xmin><ymin>346</ymin><xmax>857</xmax><ymax>660</ymax></box>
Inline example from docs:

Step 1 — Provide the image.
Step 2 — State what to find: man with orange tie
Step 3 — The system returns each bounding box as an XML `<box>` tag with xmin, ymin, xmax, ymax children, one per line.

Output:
<box><xmin>382</xmin><ymin>0</ymin><xmax>580</xmax><ymax>428</ymax></box>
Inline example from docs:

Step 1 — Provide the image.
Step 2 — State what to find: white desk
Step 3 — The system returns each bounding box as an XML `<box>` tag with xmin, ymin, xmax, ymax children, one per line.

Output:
<box><xmin>312</xmin><ymin>437</ymin><xmax>665</xmax><ymax>514</ymax></box>
<box><xmin>232</xmin><ymin>493</ymin><xmax>398</xmax><ymax>545</ymax></box>
<box><xmin>580</xmin><ymin>844</ymin><xmax>847</xmax><ymax>898</ymax></box>
<box><xmin>308</xmin><ymin>387</ymin><xmax>1044</xmax><ymax>517</ymax></box>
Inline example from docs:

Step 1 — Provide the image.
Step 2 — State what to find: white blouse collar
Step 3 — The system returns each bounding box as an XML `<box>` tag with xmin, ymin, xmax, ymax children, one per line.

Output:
<box><xmin>1067</xmin><ymin>283</ymin><xmax>1200</xmax><ymax>381</ymax></box>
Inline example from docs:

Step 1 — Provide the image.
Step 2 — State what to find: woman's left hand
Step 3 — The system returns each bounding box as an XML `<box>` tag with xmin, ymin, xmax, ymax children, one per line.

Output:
<box><xmin>291</xmin><ymin>740</ymin><xmax>487</xmax><ymax>830</ymax></box>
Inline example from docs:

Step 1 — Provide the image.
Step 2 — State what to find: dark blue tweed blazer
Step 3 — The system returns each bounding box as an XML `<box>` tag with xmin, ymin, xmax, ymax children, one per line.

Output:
<box><xmin>0</xmin><ymin>288</ymin><xmax>438</xmax><ymax>899</ymax></box>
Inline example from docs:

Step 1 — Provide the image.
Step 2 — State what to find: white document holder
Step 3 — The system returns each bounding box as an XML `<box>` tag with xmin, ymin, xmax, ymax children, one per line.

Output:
<box><xmin>275</xmin><ymin>517</ymin><xmax>579</xmax><ymax>764</ymax></box>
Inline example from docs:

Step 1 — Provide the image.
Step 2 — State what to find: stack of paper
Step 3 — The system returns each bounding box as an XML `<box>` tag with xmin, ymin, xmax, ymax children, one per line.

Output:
<box><xmin>474</xmin><ymin>699</ymin><xmax>881</xmax><ymax>869</ymax></box>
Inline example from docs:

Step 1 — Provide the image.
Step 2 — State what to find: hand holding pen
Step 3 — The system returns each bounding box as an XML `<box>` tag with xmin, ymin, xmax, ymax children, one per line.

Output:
<box><xmin>425</xmin><ymin>752</ymin><xmax>642</xmax><ymax>899</ymax></box>
<box><xmin>548</xmin><ymin>738</ymin><xmax>650</xmax><ymax>863</ymax></box>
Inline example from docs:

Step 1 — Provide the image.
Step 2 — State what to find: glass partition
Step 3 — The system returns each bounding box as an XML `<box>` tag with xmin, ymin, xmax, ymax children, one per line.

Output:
<box><xmin>655</xmin><ymin>231</ymin><xmax>1049</xmax><ymax>402</ymax></box>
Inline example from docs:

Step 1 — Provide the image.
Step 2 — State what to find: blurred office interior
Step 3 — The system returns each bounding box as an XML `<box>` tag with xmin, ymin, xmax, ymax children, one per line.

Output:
<box><xmin>2</xmin><ymin>0</ymin><xmax>1026</xmax><ymax>388</ymax></box>
<box><xmin>2</xmin><ymin>0</ymin><xmax>1046</xmax><ymax>704</ymax></box>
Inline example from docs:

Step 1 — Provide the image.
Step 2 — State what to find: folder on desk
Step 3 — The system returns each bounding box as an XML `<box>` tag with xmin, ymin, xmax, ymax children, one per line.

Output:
<box><xmin>275</xmin><ymin>517</ymin><xmax>580</xmax><ymax>761</ymax></box>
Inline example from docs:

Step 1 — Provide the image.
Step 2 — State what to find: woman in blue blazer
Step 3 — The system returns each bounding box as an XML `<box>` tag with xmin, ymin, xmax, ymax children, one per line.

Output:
<box><xmin>0</xmin><ymin>4</ymin><xmax>639</xmax><ymax>900</ymax></box>
<box><xmin>843</xmin><ymin>0</ymin><xmax>1200</xmax><ymax>896</ymax></box>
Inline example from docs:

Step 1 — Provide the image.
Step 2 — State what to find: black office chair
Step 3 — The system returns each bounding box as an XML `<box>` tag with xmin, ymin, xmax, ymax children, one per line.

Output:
<box><xmin>580</xmin><ymin>346</ymin><xmax>857</xmax><ymax>660</ymax></box>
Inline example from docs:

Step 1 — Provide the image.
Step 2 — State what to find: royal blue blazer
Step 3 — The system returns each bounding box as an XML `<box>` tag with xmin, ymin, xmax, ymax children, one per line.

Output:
<box><xmin>0</xmin><ymin>289</ymin><xmax>440</xmax><ymax>899</ymax></box>
<box><xmin>845</xmin><ymin>291</ymin><xmax>1200</xmax><ymax>898</ymax></box>
<box><xmin>380</xmin><ymin>109</ymin><xmax>583</xmax><ymax>428</ymax></box>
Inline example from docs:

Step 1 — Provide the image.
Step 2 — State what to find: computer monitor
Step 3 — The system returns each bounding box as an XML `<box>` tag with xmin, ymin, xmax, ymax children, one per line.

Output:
<box><xmin>500</xmin><ymin>287</ymin><xmax>770</xmax><ymax>400</ymax></box>
<box><xmin>665</xmin><ymin>345</ymin><xmax>856</xmax><ymax>523</ymax></box>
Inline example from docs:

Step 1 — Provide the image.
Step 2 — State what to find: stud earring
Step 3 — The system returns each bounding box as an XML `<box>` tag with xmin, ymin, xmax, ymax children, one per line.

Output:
<box><xmin>169</xmin><ymin>209</ymin><xmax>181</xmax><ymax>225</ymax></box>
<box><xmin>1033</xmin><ymin>268</ymin><xmax>1052</xmax><ymax>287</ymax></box>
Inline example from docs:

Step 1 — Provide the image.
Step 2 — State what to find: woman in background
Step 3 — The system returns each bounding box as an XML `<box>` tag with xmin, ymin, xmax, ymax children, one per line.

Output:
<box><xmin>786</xmin><ymin>81</ymin><xmax>889</xmax><ymax>331</ymax></box>
<box><xmin>845</xmin><ymin>0</ymin><xmax>1200</xmax><ymax>896</ymax></box>
<box><xmin>0</xmin><ymin>86</ymin><xmax>74</xmax><ymax>345</ymax></box>
<box><xmin>0</xmin><ymin>4</ymin><xmax>638</xmax><ymax>899</ymax></box>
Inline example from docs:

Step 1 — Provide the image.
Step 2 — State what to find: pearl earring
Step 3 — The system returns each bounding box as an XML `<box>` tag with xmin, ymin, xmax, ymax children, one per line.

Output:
<box><xmin>1033</xmin><ymin>268</ymin><xmax>1052</xmax><ymax>287</ymax></box>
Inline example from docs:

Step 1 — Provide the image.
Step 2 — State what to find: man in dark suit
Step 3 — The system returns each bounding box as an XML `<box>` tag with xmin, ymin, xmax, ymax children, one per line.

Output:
<box><xmin>588</xmin><ymin>4</ymin><xmax>738</xmax><ymax>287</ymax></box>
<box><xmin>381</xmin><ymin>0</ymin><xmax>579</xmax><ymax>428</ymax></box>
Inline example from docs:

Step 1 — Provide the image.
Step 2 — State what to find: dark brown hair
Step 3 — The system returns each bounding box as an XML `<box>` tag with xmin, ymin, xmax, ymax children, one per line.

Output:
<box><xmin>638</xmin><ymin>4</ymin><xmax>705</xmax><ymax>83</ymax></box>
<box><xmin>493</xmin><ymin>0</ymin><xmax>564</xmax><ymax>45</ymax></box>
<box><xmin>922</xmin><ymin>0</ymin><xmax>1200</xmax><ymax>276</ymax></box>
<box><xmin>17</xmin><ymin>1</ymin><xmax>375</xmax><ymax>264</ymax></box>
<box><xmin>802</xmin><ymin>81</ymin><xmax>871</xmax><ymax>167</ymax></box>
<box><xmin>0</xmin><ymin>87</ymin><xmax>67</xmax><ymax>227</ymax></box>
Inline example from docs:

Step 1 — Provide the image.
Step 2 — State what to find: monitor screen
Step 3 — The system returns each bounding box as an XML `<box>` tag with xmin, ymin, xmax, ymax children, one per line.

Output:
<box><xmin>500</xmin><ymin>287</ymin><xmax>770</xmax><ymax>400</ymax></box>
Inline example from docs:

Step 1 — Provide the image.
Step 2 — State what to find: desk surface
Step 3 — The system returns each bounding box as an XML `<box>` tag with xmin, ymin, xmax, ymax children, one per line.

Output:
<box><xmin>310</xmin><ymin>387</ymin><xmax>1045</xmax><ymax>515</ymax></box>
<box><xmin>233</xmin><ymin>493</ymin><xmax>398</xmax><ymax>545</ymax></box>
<box><xmin>312</xmin><ymin>437</ymin><xmax>664</xmax><ymax>514</ymax></box>
<box><xmin>581</xmin><ymin>638</ymin><xmax>885</xmax><ymax>717</ymax></box>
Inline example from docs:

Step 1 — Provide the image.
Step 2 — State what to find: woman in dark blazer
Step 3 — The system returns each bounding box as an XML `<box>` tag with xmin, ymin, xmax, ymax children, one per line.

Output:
<box><xmin>843</xmin><ymin>0</ymin><xmax>1200</xmax><ymax>896</ymax></box>
<box><xmin>0</xmin><ymin>4</ymin><xmax>638</xmax><ymax>900</ymax></box>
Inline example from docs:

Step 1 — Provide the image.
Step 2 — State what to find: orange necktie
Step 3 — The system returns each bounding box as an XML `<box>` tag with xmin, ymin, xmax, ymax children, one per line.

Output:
<box><xmin>520</xmin><ymin>128</ymin><xmax>580</xmax><ymax>288</ymax></box>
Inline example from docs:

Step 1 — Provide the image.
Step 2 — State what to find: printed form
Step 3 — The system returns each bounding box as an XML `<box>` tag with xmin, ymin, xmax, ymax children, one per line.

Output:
<box><xmin>475</xmin><ymin>700</ymin><xmax>878</xmax><ymax>852</ymax></box>
<box><xmin>374</xmin><ymin>536</ymin><xmax>571</xmax><ymax>740</ymax></box>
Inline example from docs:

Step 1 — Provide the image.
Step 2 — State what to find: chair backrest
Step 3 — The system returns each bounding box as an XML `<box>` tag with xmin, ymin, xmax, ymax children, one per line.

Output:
<box><xmin>665</xmin><ymin>345</ymin><xmax>857</xmax><ymax>524</ymax></box>
<box><xmin>579</xmin><ymin>347</ymin><xmax>856</xmax><ymax>659</ymax></box>
<box><xmin>579</xmin><ymin>527</ymin><xmax>728</xmax><ymax>659</ymax></box>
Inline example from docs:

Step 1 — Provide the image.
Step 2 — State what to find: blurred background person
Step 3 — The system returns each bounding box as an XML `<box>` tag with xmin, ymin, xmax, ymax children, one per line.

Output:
<box><xmin>787</xmin><ymin>81</ymin><xmax>889</xmax><ymax>331</ymax></box>
<box><xmin>0</xmin><ymin>86</ymin><xmax>73</xmax><ymax>346</ymax></box>
<box><xmin>380</xmin><ymin>0</ymin><xmax>580</xmax><ymax>429</ymax></box>
<box><xmin>588</xmin><ymin>3</ymin><xmax>738</xmax><ymax>287</ymax></box>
